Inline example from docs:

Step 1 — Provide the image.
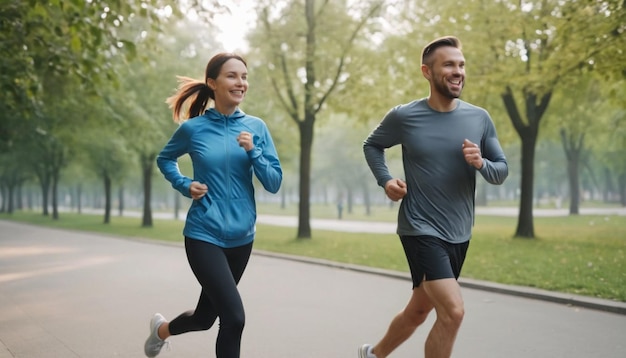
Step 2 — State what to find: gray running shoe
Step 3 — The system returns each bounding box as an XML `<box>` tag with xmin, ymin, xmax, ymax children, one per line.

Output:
<box><xmin>144</xmin><ymin>313</ymin><xmax>168</xmax><ymax>357</ymax></box>
<box><xmin>358</xmin><ymin>343</ymin><xmax>376</xmax><ymax>358</ymax></box>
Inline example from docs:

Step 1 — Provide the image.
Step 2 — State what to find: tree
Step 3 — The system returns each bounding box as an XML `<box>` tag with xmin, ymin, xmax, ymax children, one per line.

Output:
<box><xmin>0</xmin><ymin>0</ymin><xmax>181</xmax><ymax>218</ymax></box>
<box><xmin>80</xmin><ymin>112</ymin><xmax>132</xmax><ymax>224</ymax></box>
<box><xmin>551</xmin><ymin>77</ymin><xmax>606</xmax><ymax>214</ymax></box>
<box><xmin>251</xmin><ymin>0</ymin><xmax>384</xmax><ymax>238</ymax></box>
<box><xmin>596</xmin><ymin>87</ymin><xmax>626</xmax><ymax>206</ymax></box>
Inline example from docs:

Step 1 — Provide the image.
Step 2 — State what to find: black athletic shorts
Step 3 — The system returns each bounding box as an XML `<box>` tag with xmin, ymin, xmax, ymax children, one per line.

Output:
<box><xmin>400</xmin><ymin>235</ymin><xmax>470</xmax><ymax>288</ymax></box>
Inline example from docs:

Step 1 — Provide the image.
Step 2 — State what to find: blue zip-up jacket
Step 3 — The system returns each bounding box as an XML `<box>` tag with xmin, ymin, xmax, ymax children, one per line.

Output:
<box><xmin>157</xmin><ymin>108</ymin><xmax>282</xmax><ymax>248</ymax></box>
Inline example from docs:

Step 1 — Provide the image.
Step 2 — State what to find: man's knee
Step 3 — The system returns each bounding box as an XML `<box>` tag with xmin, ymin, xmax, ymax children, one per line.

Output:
<box><xmin>438</xmin><ymin>301</ymin><xmax>464</xmax><ymax>328</ymax></box>
<box><xmin>403</xmin><ymin>306</ymin><xmax>432</xmax><ymax>327</ymax></box>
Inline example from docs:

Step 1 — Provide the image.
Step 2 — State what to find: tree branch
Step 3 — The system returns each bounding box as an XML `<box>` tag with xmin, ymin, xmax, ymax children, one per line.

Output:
<box><xmin>501</xmin><ymin>86</ymin><xmax>527</xmax><ymax>135</ymax></box>
<box><xmin>269</xmin><ymin>75</ymin><xmax>299</xmax><ymax>122</ymax></box>
<box><xmin>314</xmin><ymin>1</ymin><xmax>383</xmax><ymax>114</ymax></box>
<box><xmin>260</xmin><ymin>6</ymin><xmax>301</xmax><ymax>123</ymax></box>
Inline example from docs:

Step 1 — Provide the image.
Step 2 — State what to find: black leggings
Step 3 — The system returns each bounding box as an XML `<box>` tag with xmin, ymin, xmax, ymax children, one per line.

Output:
<box><xmin>168</xmin><ymin>237</ymin><xmax>253</xmax><ymax>358</ymax></box>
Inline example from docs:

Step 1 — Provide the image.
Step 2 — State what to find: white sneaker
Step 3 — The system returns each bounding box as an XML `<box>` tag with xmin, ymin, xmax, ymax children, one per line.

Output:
<box><xmin>144</xmin><ymin>313</ymin><xmax>168</xmax><ymax>357</ymax></box>
<box><xmin>358</xmin><ymin>343</ymin><xmax>377</xmax><ymax>358</ymax></box>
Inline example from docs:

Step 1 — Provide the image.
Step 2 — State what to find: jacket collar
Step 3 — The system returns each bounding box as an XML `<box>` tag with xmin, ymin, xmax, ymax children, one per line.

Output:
<box><xmin>204</xmin><ymin>107</ymin><xmax>245</xmax><ymax>121</ymax></box>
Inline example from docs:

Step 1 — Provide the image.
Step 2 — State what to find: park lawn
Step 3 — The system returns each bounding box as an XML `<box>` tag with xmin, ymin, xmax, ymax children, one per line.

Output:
<box><xmin>466</xmin><ymin>215</ymin><xmax>625</xmax><ymax>301</ymax></box>
<box><xmin>1</xmin><ymin>211</ymin><xmax>624</xmax><ymax>302</ymax></box>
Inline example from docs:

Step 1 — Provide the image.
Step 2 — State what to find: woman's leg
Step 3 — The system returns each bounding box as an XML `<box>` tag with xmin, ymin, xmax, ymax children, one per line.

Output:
<box><xmin>168</xmin><ymin>238</ymin><xmax>253</xmax><ymax>358</ymax></box>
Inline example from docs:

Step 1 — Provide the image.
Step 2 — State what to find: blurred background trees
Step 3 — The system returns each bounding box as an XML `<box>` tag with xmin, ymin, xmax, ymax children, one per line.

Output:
<box><xmin>1</xmin><ymin>0</ymin><xmax>624</xmax><ymax>239</ymax></box>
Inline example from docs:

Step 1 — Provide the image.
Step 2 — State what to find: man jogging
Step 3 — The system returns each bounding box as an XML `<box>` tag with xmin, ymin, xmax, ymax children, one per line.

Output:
<box><xmin>360</xmin><ymin>36</ymin><xmax>509</xmax><ymax>358</ymax></box>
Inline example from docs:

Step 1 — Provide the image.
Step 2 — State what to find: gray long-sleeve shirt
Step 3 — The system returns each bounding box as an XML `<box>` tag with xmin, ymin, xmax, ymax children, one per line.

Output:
<box><xmin>363</xmin><ymin>98</ymin><xmax>508</xmax><ymax>243</ymax></box>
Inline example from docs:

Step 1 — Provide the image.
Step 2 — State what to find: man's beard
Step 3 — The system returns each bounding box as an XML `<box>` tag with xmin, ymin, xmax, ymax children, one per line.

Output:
<box><xmin>433</xmin><ymin>78</ymin><xmax>463</xmax><ymax>99</ymax></box>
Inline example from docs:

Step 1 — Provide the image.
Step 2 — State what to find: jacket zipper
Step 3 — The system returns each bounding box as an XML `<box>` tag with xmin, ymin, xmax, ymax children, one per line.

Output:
<box><xmin>224</xmin><ymin>113</ymin><xmax>231</xmax><ymax>239</ymax></box>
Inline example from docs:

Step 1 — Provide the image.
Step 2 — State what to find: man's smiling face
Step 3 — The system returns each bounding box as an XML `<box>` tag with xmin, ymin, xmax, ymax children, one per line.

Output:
<box><xmin>426</xmin><ymin>46</ymin><xmax>466</xmax><ymax>99</ymax></box>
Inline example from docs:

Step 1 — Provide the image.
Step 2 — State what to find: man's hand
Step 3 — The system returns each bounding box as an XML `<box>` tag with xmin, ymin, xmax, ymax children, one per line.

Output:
<box><xmin>384</xmin><ymin>179</ymin><xmax>407</xmax><ymax>201</ymax></box>
<box><xmin>189</xmin><ymin>181</ymin><xmax>208</xmax><ymax>200</ymax></box>
<box><xmin>462</xmin><ymin>139</ymin><xmax>484</xmax><ymax>169</ymax></box>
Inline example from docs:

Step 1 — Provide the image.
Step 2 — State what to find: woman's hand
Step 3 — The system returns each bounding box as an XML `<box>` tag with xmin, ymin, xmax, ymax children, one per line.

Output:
<box><xmin>237</xmin><ymin>131</ymin><xmax>254</xmax><ymax>151</ymax></box>
<box><xmin>189</xmin><ymin>181</ymin><xmax>208</xmax><ymax>200</ymax></box>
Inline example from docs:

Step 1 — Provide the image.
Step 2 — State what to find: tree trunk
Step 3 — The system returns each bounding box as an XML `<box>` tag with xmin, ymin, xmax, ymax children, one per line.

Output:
<box><xmin>6</xmin><ymin>182</ymin><xmax>14</xmax><ymax>214</ymax></box>
<box><xmin>501</xmin><ymin>86</ymin><xmax>552</xmax><ymax>239</ymax></box>
<box><xmin>567</xmin><ymin>158</ymin><xmax>581</xmax><ymax>215</ymax></box>
<box><xmin>560</xmin><ymin>128</ymin><xmax>585</xmax><ymax>215</ymax></box>
<box><xmin>296</xmin><ymin>0</ymin><xmax>318</xmax><ymax>239</ymax></box>
<box><xmin>51</xmin><ymin>170</ymin><xmax>59</xmax><ymax>220</ymax></box>
<box><xmin>49</xmin><ymin>142</ymin><xmax>65</xmax><ymax>220</ymax></box>
<box><xmin>39</xmin><ymin>175</ymin><xmax>50</xmax><ymax>216</ymax></box>
<box><xmin>77</xmin><ymin>184</ymin><xmax>82</xmax><ymax>214</ymax></box>
<box><xmin>103</xmin><ymin>173</ymin><xmax>112</xmax><ymax>224</ymax></box>
<box><xmin>16</xmin><ymin>183</ymin><xmax>23</xmax><ymax>211</ymax></box>
<box><xmin>0</xmin><ymin>183</ymin><xmax>7</xmax><ymax>213</ymax></box>
<box><xmin>4</xmin><ymin>171</ymin><xmax>22</xmax><ymax>214</ymax></box>
<box><xmin>141</xmin><ymin>153</ymin><xmax>154</xmax><ymax>227</ymax></box>
<box><xmin>297</xmin><ymin>119</ymin><xmax>314</xmax><ymax>238</ymax></box>
<box><xmin>118</xmin><ymin>185</ymin><xmax>124</xmax><ymax>217</ymax></box>
<box><xmin>517</xmin><ymin>135</ymin><xmax>536</xmax><ymax>237</ymax></box>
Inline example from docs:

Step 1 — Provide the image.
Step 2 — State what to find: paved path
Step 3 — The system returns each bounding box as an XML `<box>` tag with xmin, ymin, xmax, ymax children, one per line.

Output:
<box><xmin>1</xmin><ymin>220</ymin><xmax>625</xmax><ymax>358</ymax></box>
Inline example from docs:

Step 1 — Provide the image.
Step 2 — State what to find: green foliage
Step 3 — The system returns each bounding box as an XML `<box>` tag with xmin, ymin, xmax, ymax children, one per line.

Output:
<box><xmin>247</xmin><ymin>0</ymin><xmax>387</xmax><ymax>125</ymax></box>
<box><xmin>0</xmin><ymin>1</ymin><xmax>231</xmax><ymax>220</ymax></box>
<box><xmin>425</xmin><ymin>0</ymin><xmax>624</xmax><ymax>105</ymax></box>
<box><xmin>2</xmin><ymin>1</ymin><xmax>625</xmax><ymax>238</ymax></box>
<box><xmin>1</xmin><ymin>0</ymin><xmax>157</xmax><ymax>183</ymax></box>
<box><xmin>0</xmin><ymin>0</ymin><xmax>181</xmax><ymax>145</ymax></box>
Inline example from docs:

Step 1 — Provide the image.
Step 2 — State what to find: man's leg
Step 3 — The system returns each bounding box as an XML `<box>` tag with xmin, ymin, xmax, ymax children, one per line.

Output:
<box><xmin>371</xmin><ymin>285</ymin><xmax>434</xmax><ymax>358</ymax></box>
<box><xmin>422</xmin><ymin>278</ymin><xmax>464</xmax><ymax>358</ymax></box>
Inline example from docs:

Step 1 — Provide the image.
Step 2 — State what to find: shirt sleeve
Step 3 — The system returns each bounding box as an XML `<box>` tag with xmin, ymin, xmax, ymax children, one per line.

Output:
<box><xmin>247</xmin><ymin>124</ymin><xmax>282</xmax><ymax>194</ymax></box>
<box><xmin>478</xmin><ymin>118</ymin><xmax>508</xmax><ymax>185</ymax></box>
<box><xmin>156</xmin><ymin>124</ymin><xmax>193</xmax><ymax>198</ymax></box>
<box><xmin>363</xmin><ymin>107</ymin><xmax>402</xmax><ymax>188</ymax></box>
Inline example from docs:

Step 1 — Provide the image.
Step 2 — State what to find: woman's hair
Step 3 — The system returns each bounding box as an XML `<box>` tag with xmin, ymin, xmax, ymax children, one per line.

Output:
<box><xmin>166</xmin><ymin>53</ymin><xmax>247</xmax><ymax>123</ymax></box>
<box><xmin>421</xmin><ymin>36</ymin><xmax>462</xmax><ymax>67</ymax></box>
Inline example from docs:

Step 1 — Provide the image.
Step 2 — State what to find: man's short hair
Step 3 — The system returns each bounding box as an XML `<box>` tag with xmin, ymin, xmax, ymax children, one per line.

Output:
<box><xmin>421</xmin><ymin>36</ymin><xmax>462</xmax><ymax>66</ymax></box>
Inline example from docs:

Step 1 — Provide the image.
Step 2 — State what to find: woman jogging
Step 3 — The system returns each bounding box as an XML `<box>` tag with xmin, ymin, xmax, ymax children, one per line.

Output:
<box><xmin>144</xmin><ymin>53</ymin><xmax>283</xmax><ymax>358</ymax></box>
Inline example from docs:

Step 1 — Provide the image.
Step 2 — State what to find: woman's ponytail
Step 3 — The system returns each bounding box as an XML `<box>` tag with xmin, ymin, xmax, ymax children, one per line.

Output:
<box><xmin>165</xmin><ymin>76</ymin><xmax>214</xmax><ymax>123</ymax></box>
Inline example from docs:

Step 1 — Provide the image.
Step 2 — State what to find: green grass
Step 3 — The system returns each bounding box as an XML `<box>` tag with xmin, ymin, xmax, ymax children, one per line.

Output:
<box><xmin>2</xmin><ymin>209</ymin><xmax>625</xmax><ymax>302</ymax></box>
<box><xmin>465</xmin><ymin>215</ymin><xmax>625</xmax><ymax>301</ymax></box>
<box><xmin>257</xmin><ymin>202</ymin><xmax>403</xmax><ymax>221</ymax></box>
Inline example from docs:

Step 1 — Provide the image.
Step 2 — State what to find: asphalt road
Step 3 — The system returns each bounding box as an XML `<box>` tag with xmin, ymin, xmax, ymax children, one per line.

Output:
<box><xmin>0</xmin><ymin>220</ymin><xmax>624</xmax><ymax>358</ymax></box>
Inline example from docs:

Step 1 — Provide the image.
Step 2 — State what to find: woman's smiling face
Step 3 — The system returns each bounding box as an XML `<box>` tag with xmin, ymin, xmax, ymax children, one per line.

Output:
<box><xmin>208</xmin><ymin>58</ymin><xmax>248</xmax><ymax>114</ymax></box>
